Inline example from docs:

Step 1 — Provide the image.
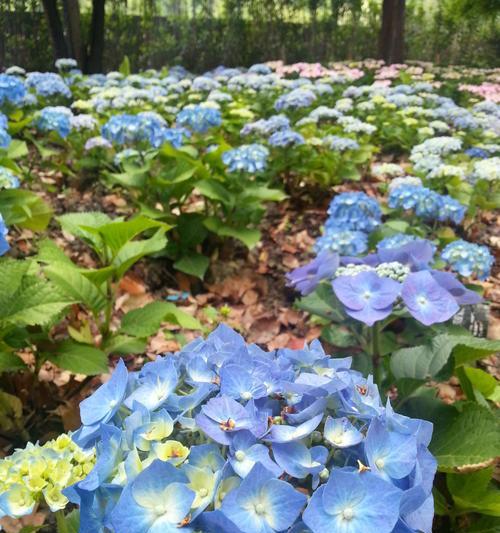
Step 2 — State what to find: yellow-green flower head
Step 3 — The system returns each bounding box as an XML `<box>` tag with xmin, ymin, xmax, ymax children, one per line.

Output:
<box><xmin>0</xmin><ymin>433</ymin><xmax>95</xmax><ymax>517</ymax></box>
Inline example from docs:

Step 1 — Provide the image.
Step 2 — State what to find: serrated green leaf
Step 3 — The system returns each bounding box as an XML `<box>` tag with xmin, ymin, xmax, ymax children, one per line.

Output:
<box><xmin>447</xmin><ymin>468</ymin><xmax>500</xmax><ymax>516</ymax></box>
<box><xmin>45</xmin><ymin>263</ymin><xmax>107</xmax><ymax>315</ymax></box>
<box><xmin>390</xmin><ymin>334</ymin><xmax>456</xmax><ymax>380</ymax></box>
<box><xmin>47</xmin><ymin>341</ymin><xmax>108</xmax><ymax>375</ymax></box>
<box><xmin>429</xmin><ymin>402</ymin><xmax>500</xmax><ymax>472</ymax></box>
<box><xmin>241</xmin><ymin>185</ymin><xmax>287</xmax><ymax>203</ymax></box>
<box><xmin>113</xmin><ymin>228</ymin><xmax>167</xmax><ymax>279</ymax></box>
<box><xmin>37</xmin><ymin>239</ymin><xmax>74</xmax><ymax>266</ymax></box>
<box><xmin>295</xmin><ymin>284</ymin><xmax>346</xmax><ymax>322</ymax></box>
<box><xmin>463</xmin><ymin>367</ymin><xmax>498</xmax><ymax>398</ymax></box>
<box><xmin>97</xmin><ymin>216</ymin><xmax>170</xmax><ymax>257</ymax></box>
<box><xmin>0</xmin><ymin>189</ymin><xmax>52</xmax><ymax>230</ymax></box>
<box><xmin>204</xmin><ymin>217</ymin><xmax>261</xmax><ymax>248</ymax></box>
<box><xmin>453</xmin><ymin>337</ymin><xmax>500</xmax><ymax>366</ymax></box>
<box><xmin>7</xmin><ymin>139</ymin><xmax>28</xmax><ymax>159</ymax></box>
<box><xmin>57</xmin><ymin>212</ymin><xmax>111</xmax><ymax>252</ymax></box>
<box><xmin>196</xmin><ymin>179</ymin><xmax>233</xmax><ymax>205</ymax></box>
<box><xmin>174</xmin><ymin>253</ymin><xmax>210</xmax><ymax>279</ymax></box>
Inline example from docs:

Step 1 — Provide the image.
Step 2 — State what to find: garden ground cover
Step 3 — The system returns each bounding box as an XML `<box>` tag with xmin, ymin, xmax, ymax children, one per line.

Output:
<box><xmin>0</xmin><ymin>58</ymin><xmax>499</xmax><ymax>533</ymax></box>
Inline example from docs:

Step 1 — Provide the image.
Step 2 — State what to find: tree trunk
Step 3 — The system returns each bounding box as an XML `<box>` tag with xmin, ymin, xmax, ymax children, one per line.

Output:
<box><xmin>379</xmin><ymin>0</ymin><xmax>405</xmax><ymax>64</ymax></box>
<box><xmin>85</xmin><ymin>0</ymin><xmax>105</xmax><ymax>73</ymax></box>
<box><xmin>62</xmin><ymin>0</ymin><xmax>84</xmax><ymax>65</ymax></box>
<box><xmin>41</xmin><ymin>0</ymin><xmax>70</xmax><ymax>60</ymax></box>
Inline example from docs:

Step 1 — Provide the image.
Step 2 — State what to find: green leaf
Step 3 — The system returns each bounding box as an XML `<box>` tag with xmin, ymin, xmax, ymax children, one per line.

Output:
<box><xmin>196</xmin><ymin>179</ymin><xmax>233</xmax><ymax>205</ymax></box>
<box><xmin>390</xmin><ymin>334</ymin><xmax>455</xmax><ymax>380</ymax></box>
<box><xmin>57</xmin><ymin>212</ymin><xmax>111</xmax><ymax>252</ymax></box>
<box><xmin>0</xmin><ymin>351</ymin><xmax>27</xmax><ymax>372</ymax></box>
<box><xmin>204</xmin><ymin>217</ymin><xmax>260</xmax><ymax>248</ymax></box>
<box><xmin>174</xmin><ymin>253</ymin><xmax>210</xmax><ymax>279</ymax></box>
<box><xmin>44</xmin><ymin>263</ymin><xmax>107</xmax><ymax>315</ymax></box>
<box><xmin>296</xmin><ymin>283</ymin><xmax>346</xmax><ymax>322</ymax></box>
<box><xmin>119</xmin><ymin>55</ymin><xmax>131</xmax><ymax>76</ymax></box>
<box><xmin>428</xmin><ymin>402</ymin><xmax>500</xmax><ymax>472</ymax></box>
<box><xmin>241</xmin><ymin>185</ymin><xmax>287</xmax><ymax>203</ymax></box>
<box><xmin>97</xmin><ymin>216</ymin><xmax>170</xmax><ymax>257</ymax></box>
<box><xmin>7</xmin><ymin>139</ymin><xmax>28</xmax><ymax>159</ymax></box>
<box><xmin>447</xmin><ymin>468</ymin><xmax>500</xmax><ymax>516</ymax></box>
<box><xmin>321</xmin><ymin>324</ymin><xmax>356</xmax><ymax>347</ymax></box>
<box><xmin>102</xmin><ymin>334</ymin><xmax>147</xmax><ymax>355</ymax></box>
<box><xmin>453</xmin><ymin>337</ymin><xmax>500</xmax><ymax>366</ymax></box>
<box><xmin>37</xmin><ymin>239</ymin><xmax>74</xmax><ymax>266</ymax></box>
<box><xmin>463</xmin><ymin>516</ymin><xmax>500</xmax><ymax>532</ymax></box>
<box><xmin>112</xmin><ymin>228</ymin><xmax>167</xmax><ymax>279</ymax></box>
<box><xmin>120</xmin><ymin>301</ymin><xmax>201</xmax><ymax>338</ymax></box>
<box><xmin>463</xmin><ymin>367</ymin><xmax>498</xmax><ymax>398</ymax></box>
<box><xmin>47</xmin><ymin>341</ymin><xmax>108</xmax><ymax>375</ymax></box>
<box><xmin>0</xmin><ymin>189</ymin><xmax>52</xmax><ymax>230</ymax></box>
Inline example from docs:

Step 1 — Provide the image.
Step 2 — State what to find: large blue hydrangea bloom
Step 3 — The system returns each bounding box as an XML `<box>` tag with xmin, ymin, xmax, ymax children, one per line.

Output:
<box><xmin>55</xmin><ymin>325</ymin><xmax>436</xmax><ymax>533</ymax></box>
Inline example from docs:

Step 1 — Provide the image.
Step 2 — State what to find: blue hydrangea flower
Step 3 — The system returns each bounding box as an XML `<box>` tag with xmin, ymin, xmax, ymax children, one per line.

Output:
<box><xmin>388</xmin><ymin>185</ymin><xmax>466</xmax><ymax>225</ymax></box>
<box><xmin>326</xmin><ymin>192</ymin><xmax>382</xmax><ymax>233</ymax></box>
<box><xmin>0</xmin><ymin>74</ymin><xmax>26</xmax><ymax>106</ymax></box>
<box><xmin>240</xmin><ymin>115</ymin><xmax>290</xmax><ymax>137</ymax></box>
<box><xmin>323</xmin><ymin>135</ymin><xmax>360</xmax><ymax>152</ymax></box>
<box><xmin>0</xmin><ymin>167</ymin><xmax>20</xmax><ymax>189</ymax></box>
<box><xmin>36</xmin><ymin>106</ymin><xmax>72</xmax><ymax>138</ymax></box>
<box><xmin>441</xmin><ymin>240</ymin><xmax>494</xmax><ymax>280</ymax></box>
<box><xmin>274</xmin><ymin>88</ymin><xmax>317</xmax><ymax>111</ymax></box>
<box><xmin>220</xmin><ymin>463</ymin><xmax>306</xmax><ymax>533</ymax></box>
<box><xmin>109</xmin><ymin>460</ymin><xmax>195</xmax><ymax>533</ymax></box>
<box><xmin>0</xmin><ymin>128</ymin><xmax>11</xmax><ymax>149</ymax></box>
<box><xmin>303</xmin><ymin>469</ymin><xmax>402</xmax><ymax>533</ymax></box>
<box><xmin>56</xmin><ymin>324</ymin><xmax>436</xmax><ymax>533</ymax></box>
<box><xmin>222</xmin><ymin>144</ymin><xmax>269</xmax><ymax>173</ymax></box>
<box><xmin>333</xmin><ymin>271</ymin><xmax>401</xmax><ymax>326</ymax></box>
<box><xmin>315</xmin><ymin>229</ymin><xmax>368</xmax><ymax>257</ymax></box>
<box><xmin>401</xmin><ymin>271</ymin><xmax>459</xmax><ymax>326</ymax></box>
<box><xmin>286</xmin><ymin>251</ymin><xmax>339</xmax><ymax>295</ymax></box>
<box><xmin>26</xmin><ymin>72</ymin><xmax>71</xmax><ymax>99</ymax></box>
<box><xmin>465</xmin><ymin>147</ymin><xmax>489</xmax><ymax>159</ymax></box>
<box><xmin>0</xmin><ymin>213</ymin><xmax>10</xmax><ymax>256</ymax></box>
<box><xmin>268</xmin><ymin>129</ymin><xmax>305</xmax><ymax>148</ymax></box>
<box><xmin>176</xmin><ymin>105</ymin><xmax>222</xmax><ymax>133</ymax></box>
<box><xmin>377</xmin><ymin>233</ymin><xmax>419</xmax><ymax>251</ymax></box>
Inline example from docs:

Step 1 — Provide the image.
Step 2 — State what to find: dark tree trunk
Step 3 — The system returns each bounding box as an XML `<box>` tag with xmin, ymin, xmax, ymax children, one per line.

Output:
<box><xmin>41</xmin><ymin>0</ymin><xmax>70</xmax><ymax>60</ymax></box>
<box><xmin>62</xmin><ymin>0</ymin><xmax>84</xmax><ymax>65</ymax></box>
<box><xmin>85</xmin><ymin>0</ymin><xmax>105</xmax><ymax>73</ymax></box>
<box><xmin>379</xmin><ymin>0</ymin><xmax>405</xmax><ymax>64</ymax></box>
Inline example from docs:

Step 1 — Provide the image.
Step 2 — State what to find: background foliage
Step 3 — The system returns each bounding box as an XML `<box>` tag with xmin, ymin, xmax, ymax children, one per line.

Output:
<box><xmin>1</xmin><ymin>0</ymin><xmax>499</xmax><ymax>72</ymax></box>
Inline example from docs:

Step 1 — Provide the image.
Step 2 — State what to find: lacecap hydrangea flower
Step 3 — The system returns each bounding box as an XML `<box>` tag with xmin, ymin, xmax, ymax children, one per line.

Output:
<box><xmin>58</xmin><ymin>325</ymin><xmax>436</xmax><ymax>533</ymax></box>
<box><xmin>289</xmin><ymin>240</ymin><xmax>482</xmax><ymax>326</ymax></box>
<box><xmin>176</xmin><ymin>104</ymin><xmax>222</xmax><ymax>133</ymax></box>
<box><xmin>222</xmin><ymin>144</ymin><xmax>269</xmax><ymax>173</ymax></box>
<box><xmin>0</xmin><ymin>433</ymin><xmax>95</xmax><ymax>520</ymax></box>
<box><xmin>441</xmin><ymin>240</ymin><xmax>494</xmax><ymax>280</ymax></box>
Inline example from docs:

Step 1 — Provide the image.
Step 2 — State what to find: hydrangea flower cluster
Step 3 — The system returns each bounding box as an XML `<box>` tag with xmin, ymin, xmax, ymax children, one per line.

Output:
<box><xmin>26</xmin><ymin>72</ymin><xmax>72</xmax><ymax>99</ymax></box>
<box><xmin>102</xmin><ymin>113</ymin><xmax>191</xmax><ymax>149</ymax></box>
<box><xmin>0</xmin><ymin>433</ymin><xmax>95</xmax><ymax>519</ymax></box>
<box><xmin>274</xmin><ymin>88</ymin><xmax>317</xmax><ymax>111</ymax></box>
<box><xmin>0</xmin><ymin>74</ymin><xmax>26</xmax><ymax>106</ymax></box>
<box><xmin>441</xmin><ymin>240</ymin><xmax>494</xmax><ymax>280</ymax></box>
<box><xmin>314</xmin><ymin>193</ymin><xmax>382</xmax><ymax>257</ymax></box>
<box><xmin>388</xmin><ymin>185</ymin><xmax>466</xmax><ymax>224</ymax></box>
<box><xmin>323</xmin><ymin>135</ymin><xmax>360</xmax><ymax>152</ymax></box>
<box><xmin>240</xmin><ymin>114</ymin><xmax>290</xmax><ymax>137</ymax></box>
<box><xmin>0</xmin><ymin>166</ymin><xmax>20</xmax><ymax>189</ymax></box>
<box><xmin>0</xmin><ymin>113</ymin><xmax>11</xmax><ymax>149</ymax></box>
<box><xmin>55</xmin><ymin>58</ymin><xmax>78</xmax><ymax>71</ymax></box>
<box><xmin>268</xmin><ymin>129</ymin><xmax>305</xmax><ymax>147</ymax></box>
<box><xmin>36</xmin><ymin>106</ymin><xmax>73</xmax><ymax>138</ymax></box>
<box><xmin>0</xmin><ymin>213</ymin><xmax>9</xmax><ymax>256</ymax></box>
<box><xmin>51</xmin><ymin>325</ymin><xmax>437</xmax><ymax>533</ymax></box>
<box><xmin>469</xmin><ymin>157</ymin><xmax>500</xmax><ymax>183</ymax></box>
<box><xmin>176</xmin><ymin>105</ymin><xmax>222</xmax><ymax>133</ymax></box>
<box><xmin>289</xmin><ymin>240</ymin><xmax>482</xmax><ymax>326</ymax></box>
<box><xmin>84</xmin><ymin>135</ymin><xmax>113</xmax><ymax>152</ymax></box>
<box><xmin>222</xmin><ymin>144</ymin><xmax>269</xmax><ymax>173</ymax></box>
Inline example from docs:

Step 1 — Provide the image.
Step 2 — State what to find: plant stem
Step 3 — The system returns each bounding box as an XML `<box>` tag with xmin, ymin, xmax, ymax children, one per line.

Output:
<box><xmin>370</xmin><ymin>324</ymin><xmax>384</xmax><ymax>387</ymax></box>
<box><xmin>55</xmin><ymin>510</ymin><xmax>69</xmax><ymax>533</ymax></box>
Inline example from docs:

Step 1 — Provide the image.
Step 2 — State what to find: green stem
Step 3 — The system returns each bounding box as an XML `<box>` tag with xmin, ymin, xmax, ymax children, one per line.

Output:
<box><xmin>55</xmin><ymin>510</ymin><xmax>69</xmax><ymax>533</ymax></box>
